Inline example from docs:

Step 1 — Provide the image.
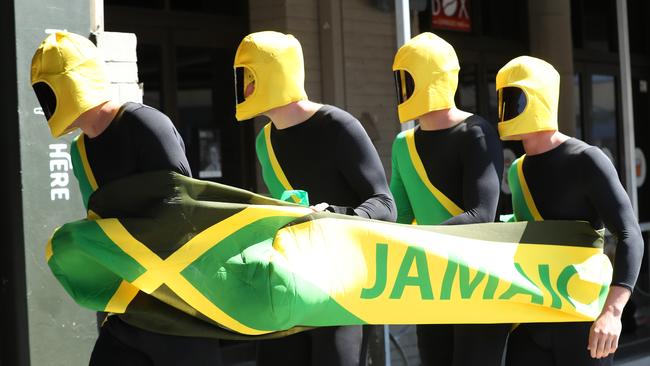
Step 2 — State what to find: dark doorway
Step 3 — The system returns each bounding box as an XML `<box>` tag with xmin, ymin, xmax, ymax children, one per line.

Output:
<box><xmin>105</xmin><ymin>2</ymin><xmax>256</xmax><ymax>191</ymax></box>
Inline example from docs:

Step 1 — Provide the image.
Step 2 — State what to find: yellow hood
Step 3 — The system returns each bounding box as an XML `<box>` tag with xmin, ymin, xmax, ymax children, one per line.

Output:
<box><xmin>234</xmin><ymin>31</ymin><xmax>308</xmax><ymax>121</ymax></box>
<box><xmin>392</xmin><ymin>32</ymin><xmax>459</xmax><ymax>123</ymax></box>
<box><xmin>496</xmin><ymin>56</ymin><xmax>560</xmax><ymax>141</ymax></box>
<box><xmin>31</xmin><ymin>31</ymin><xmax>111</xmax><ymax>138</ymax></box>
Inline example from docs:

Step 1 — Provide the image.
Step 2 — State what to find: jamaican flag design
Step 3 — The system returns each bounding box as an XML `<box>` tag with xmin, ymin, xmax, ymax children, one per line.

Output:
<box><xmin>508</xmin><ymin>155</ymin><xmax>543</xmax><ymax>222</ymax></box>
<box><xmin>70</xmin><ymin>133</ymin><xmax>96</xmax><ymax>210</ymax></box>
<box><xmin>46</xmin><ymin>171</ymin><xmax>612</xmax><ymax>339</ymax></box>
<box><xmin>390</xmin><ymin>128</ymin><xmax>463</xmax><ymax>225</ymax></box>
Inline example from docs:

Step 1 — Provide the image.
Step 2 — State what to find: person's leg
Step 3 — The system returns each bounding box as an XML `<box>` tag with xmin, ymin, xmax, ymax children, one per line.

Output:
<box><xmin>505</xmin><ymin>324</ymin><xmax>553</xmax><ymax>366</ymax></box>
<box><xmin>311</xmin><ymin>325</ymin><xmax>363</xmax><ymax>366</ymax></box>
<box><xmin>145</xmin><ymin>331</ymin><xmax>224</xmax><ymax>366</ymax></box>
<box><xmin>416</xmin><ymin>324</ymin><xmax>454</xmax><ymax>366</ymax></box>
<box><xmin>89</xmin><ymin>317</ymin><xmax>153</xmax><ymax>366</ymax></box>
<box><xmin>256</xmin><ymin>332</ymin><xmax>311</xmax><ymax>366</ymax></box>
<box><xmin>452</xmin><ymin>324</ymin><xmax>511</xmax><ymax>366</ymax></box>
<box><xmin>551</xmin><ymin>322</ymin><xmax>613</xmax><ymax>366</ymax></box>
<box><xmin>102</xmin><ymin>316</ymin><xmax>224</xmax><ymax>366</ymax></box>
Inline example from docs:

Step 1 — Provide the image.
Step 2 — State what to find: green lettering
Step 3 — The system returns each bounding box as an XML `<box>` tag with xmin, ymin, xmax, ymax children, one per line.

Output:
<box><xmin>440</xmin><ymin>258</ymin><xmax>486</xmax><ymax>300</ymax></box>
<box><xmin>389</xmin><ymin>246</ymin><xmax>433</xmax><ymax>300</ymax></box>
<box><xmin>557</xmin><ymin>264</ymin><xmax>610</xmax><ymax>310</ymax></box>
<box><xmin>538</xmin><ymin>264</ymin><xmax>562</xmax><ymax>309</ymax></box>
<box><xmin>361</xmin><ymin>243</ymin><xmax>388</xmax><ymax>299</ymax></box>
<box><xmin>498</xmin><ymin>263</ymin><xmax>543</xmax><ymax>305</ymax></box>
<box><xmin>440</xmin><ymin>259</ymin><xmax>458</xmax><ymax>300</ymax></box>
<box><xmin>556</xmin><ymin>265</ymin><xmax>577</xmax><ymax>308</ymax></box>
<box><xmin>459</xmin><ymin>264</ymin><xmax>486</xmax><ymax>299</ymax></box>
<box><xmin>482</xmin><ymin>274</ymin><xmax>499</xmax><ymax>299</ymax></box>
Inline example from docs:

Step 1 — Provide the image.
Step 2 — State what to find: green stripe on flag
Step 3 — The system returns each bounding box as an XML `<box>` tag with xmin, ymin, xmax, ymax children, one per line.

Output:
<box><xmin>49</xmin><ymin>220</ymin><xmax>147</xmax><ymax>310</ymax></box>
<box><xmin>182</xmin><ymin>216</ymin><xmax>364</xmax><ymax>331</ymax></box>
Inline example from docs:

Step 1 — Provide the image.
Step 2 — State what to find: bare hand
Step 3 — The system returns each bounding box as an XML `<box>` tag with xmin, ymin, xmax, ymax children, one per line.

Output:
<box><xmin>309</xmin><ymin>202</ymin><xmax>330</xmax><ymax>212</ymax></box>
<box><xmin>588</xmin><ymin>309</ymin><xmax>622</xmax><ymax>358</ymax></box>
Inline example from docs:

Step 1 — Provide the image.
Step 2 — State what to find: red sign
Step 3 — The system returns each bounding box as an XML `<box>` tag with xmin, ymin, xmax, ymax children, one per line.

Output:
<box><xmin>431</xmin><ymin>0</ymin><xmax>471</xmax><ymax>32</ymax></box>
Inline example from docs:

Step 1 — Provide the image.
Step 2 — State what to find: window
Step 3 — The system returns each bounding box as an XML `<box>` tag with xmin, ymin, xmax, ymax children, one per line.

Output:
<box><xmin>457</xmin><ymin>64</ymin><xmax>478</xmax><ymax>113</ymax></box>
<box><xmin>572</xmin><ymin>0</ymin><xmax>618</xmax><ymax>52</ymax></box>
<box><xmin>480</xmin><ymin>0</ymin><xmax>527</xmax><ymax>41</ymax></box>
<box><xmin>170</xmin><ymin>0</ymin><xmax>246</xmax><ymax>15</ymax></box>
<box><xmin>104</xmin><ymin>0</ymin><xmax>163</xmax><ymax>9</ymax></box>
<box><xmin>590</xmin><ymin>74</ymin><xmax>619</xmax><ymax>169</ymax></box>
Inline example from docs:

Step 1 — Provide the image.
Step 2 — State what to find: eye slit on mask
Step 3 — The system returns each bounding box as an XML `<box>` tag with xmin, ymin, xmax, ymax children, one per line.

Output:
<box><xmin>33</xmin><ymin>82</ymin><xmax>57</xmax><ymax>120</ymax></box>
<box><xmin>394</xmin><ymin>70</ymin><xmax>415</xmax><ymax>105</ymax></box>
<box><xmin>235</xmin><ymin>67</ymin><xmax>257</xmax><ymax>104</ymax></box>
<box><xmin>234</xmin><ymin>67</ymin><xmax>246</xmax><ymax>104</ymax></box>
<box><xmin>498</xmin><ymin>86</ymin><xmax>527</xmax><ymax>122</ymax></box>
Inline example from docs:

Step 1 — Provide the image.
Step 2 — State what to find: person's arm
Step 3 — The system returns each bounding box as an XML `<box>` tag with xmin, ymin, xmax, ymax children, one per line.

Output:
<box><xmin>329</xmin><ymin>119</ymin><xmax>396</xmax><ymax>222</ymax></box>
<box><xmin>389</xmin><ymin>138</ymin><xmax>415</xmax><ymax>224</ymax></box>
<box><xmin>583</xmin><ymin>147</ymin><xmax>644</xmax><ymax>358</ymax></box>
<box><xmin>134</xmin><ymin>106</ymin><xmax>192</xmax><ymax>177</ymax></box>
<box><xmin>442</xmin><ymin>124</ymin><xmax>503</xmax><ymax>225</ymax></box>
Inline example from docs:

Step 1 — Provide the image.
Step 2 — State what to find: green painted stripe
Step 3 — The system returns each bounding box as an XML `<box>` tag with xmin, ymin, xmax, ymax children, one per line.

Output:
<box><xmin>509</xmin><ymin>157</ymin><xmax>536</xmax><ymax>222</ymax></box>
<box><xmin>392</xmin><ymin>131</ymin><xmax>454</xmax><ymax>225</ymax></box>
<box><xmin>49</xmin><ymin>220</ymin><xmax>147</xmax><ymax>310</ymax></box>
<box><xmin>70</xmin><ymin>135</ymin><xmax>94</xmax><ymax>210</ymax></box>
<box><xmin>182</xmin><ymin>216</ymin><xmax>364</xmax><ymax>331</ymax></box>
<box><xmin>256</xmin><ymin>128</ymin><xmax>289</xmax><ymax>199</ymax></box>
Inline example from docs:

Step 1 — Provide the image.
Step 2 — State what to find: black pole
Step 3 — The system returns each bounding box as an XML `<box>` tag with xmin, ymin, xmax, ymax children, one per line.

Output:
<box><xmin>0</xmin><ymin>0</ymin><xmax>30</xmax><ymax>365</ymax></box>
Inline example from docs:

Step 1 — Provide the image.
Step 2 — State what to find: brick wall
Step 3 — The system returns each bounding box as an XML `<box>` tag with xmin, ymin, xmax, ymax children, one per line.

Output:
<box><xmin>340</xmin><ymin>0</ymin><xmax>401</xmax><ymax>174</ymax></box>
<box><xmin>94</xmin><ymin>31</ymin><xmax>143</xmax><ymax>104</ymax></box>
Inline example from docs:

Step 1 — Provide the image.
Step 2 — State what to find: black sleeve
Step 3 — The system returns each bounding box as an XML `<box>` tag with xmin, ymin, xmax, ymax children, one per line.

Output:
<box><xmin>328</xmin><ymin>119</ymin><xmax>397</xmax><ymax>222</ymax></box>
<box><xmin>583</xmin><ymin>147</ymin><xmax>644</xmax><ymax>290</ymax></box>
<box><xmin>443</xmin><ymin>123</ymin><xmax>503</xmax><ymax>225</ymax></box>
<box><xmin>132</xmin><ymin>106</ymin><xmax>193</xmax><ymax>177</ymax></box>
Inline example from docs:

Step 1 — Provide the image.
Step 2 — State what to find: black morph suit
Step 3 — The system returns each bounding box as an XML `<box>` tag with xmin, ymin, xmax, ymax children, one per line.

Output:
<box><xmin>255</xmin><ymin>104</ymin><xmax>396</xmax><ymax>366</ymax></box>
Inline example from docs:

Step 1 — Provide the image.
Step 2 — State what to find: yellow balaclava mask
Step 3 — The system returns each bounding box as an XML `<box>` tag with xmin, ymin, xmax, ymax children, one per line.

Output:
<box><xmin>392</xmin><ymin>32</ymin><xmax>460</xmax><ymax>123</ymax></box>
<box><xmin>31</xmin><ymin>31</ymin><xmax>111</xmax><ymax>138</ymax></box>
<box><xmin>233</xmin><ymin>31</ymin><xmax>308</xmax><ymax>121</ymax></box>
<box><xmin>496</xmin><ymin>56</ymin><xmax>560</xmax><ymax>140</ymax></box>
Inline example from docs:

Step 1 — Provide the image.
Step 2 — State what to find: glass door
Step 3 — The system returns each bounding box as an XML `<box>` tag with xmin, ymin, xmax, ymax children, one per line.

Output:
<box><xmin>574</xmin><ymin>63</ymin><xmax>622</xmax><ymax>174</ymax></box>
<box><xmin>589</xmin><ymin>74</ymin><xmax>620</xmax><ymax>169</ymax></box>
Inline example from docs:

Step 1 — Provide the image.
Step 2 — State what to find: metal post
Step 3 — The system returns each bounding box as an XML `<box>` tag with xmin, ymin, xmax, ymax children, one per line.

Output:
<box><xmin>616</xmin><ymin>0</ymin><xmax>638</xmax><ymax>216</ymax></box>
<box><xmin>383</xmin><ymin>323</ymin><xmax>392</xmax><ymax>366</ymax></box>
<box><xmin>90</xmin><ymin>0</ymin><xmax>104</xmax><ymax>33</ymax></box>
<box><xmin>395</xmin><ymin>0</ymin><xmax>410</xmax><ymax>46</ymax></box>
<box><xmin>396</xmin><ymin>0</ymin><xmax>414</xmax><ymax>132</ymax></box>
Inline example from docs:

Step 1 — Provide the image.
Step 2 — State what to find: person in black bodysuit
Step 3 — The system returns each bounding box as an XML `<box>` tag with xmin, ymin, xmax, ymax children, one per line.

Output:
<box><xmin>233</xmin><ymin>30</ymin><xmax>396</xmax><ymax>366</ymax></box>
<box><xmin>31</xmin><ymin>31</ymin><xmax>222</xmax><ymax>366</ymax></box>
<box><xmin>497</xmin><ymin>56</ymin><xmax>644</xmax><ymax>366</ymax></box>
<box><xmin>266</xmin><ymin>106</ymin><xmax>396</xmax><ymax>219</ymax></box>
<box><xmin>410</xmin><ymin>118</ymin><xmax>504</xmax><ymax>225</ymax></box>
<box><xmin>390</xmin><ymin>32</ymin><xmax>508</xmax><ymax>366</ymax></box>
